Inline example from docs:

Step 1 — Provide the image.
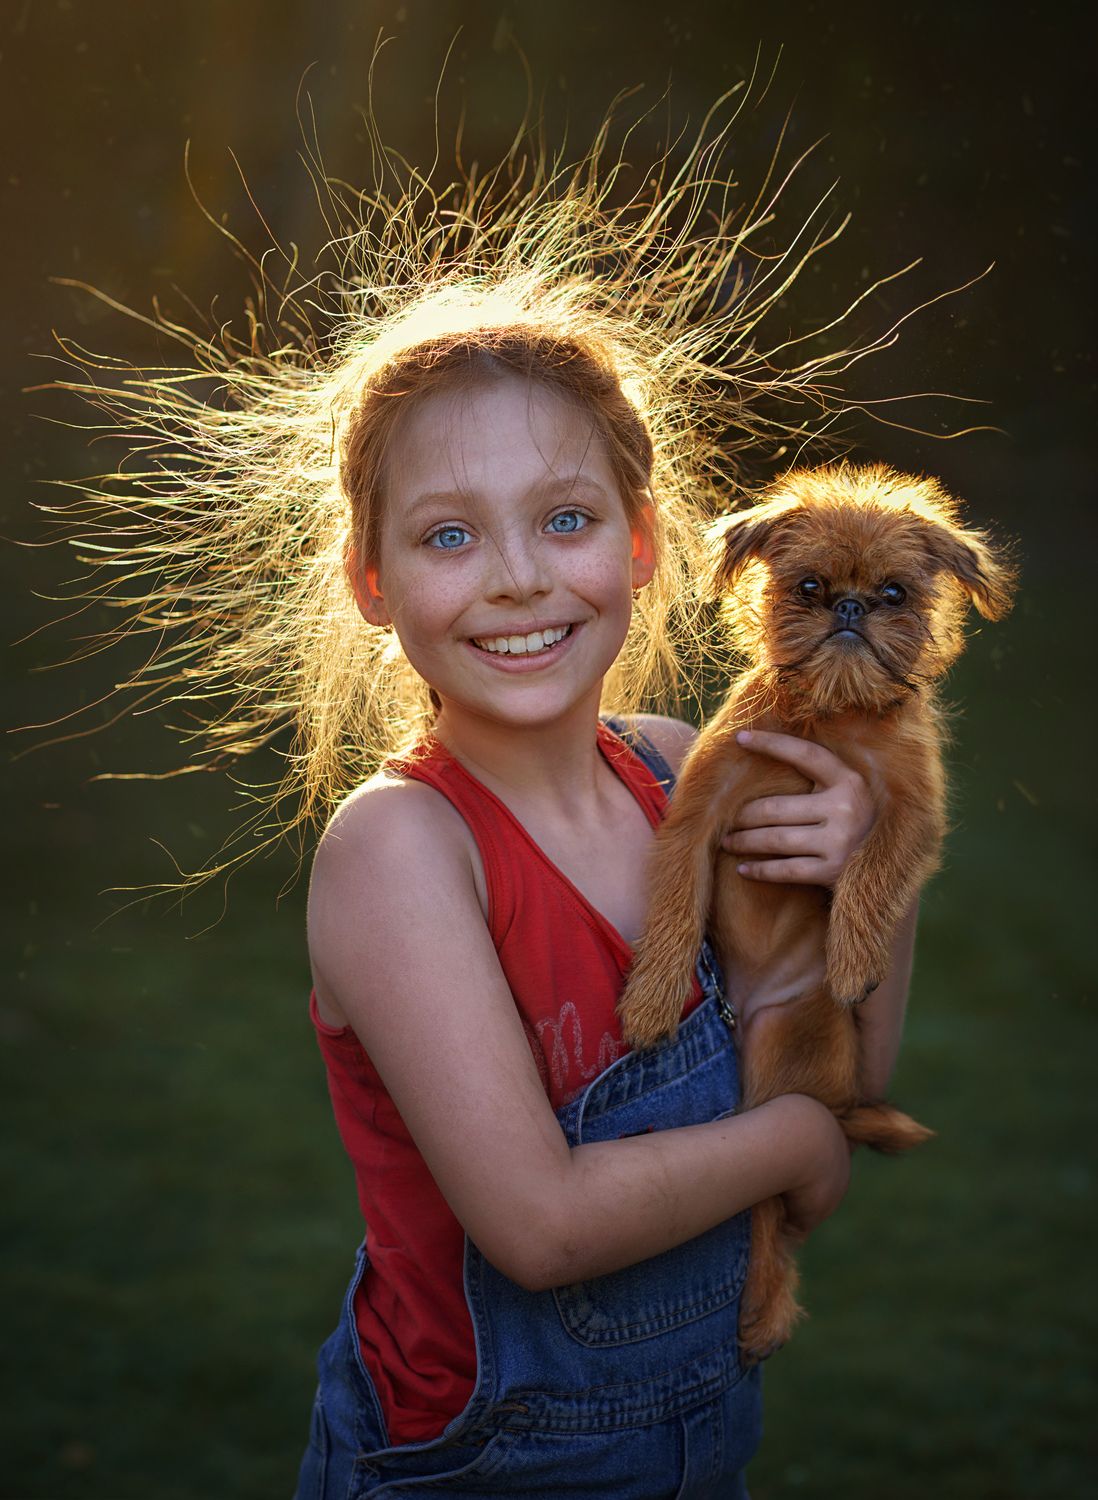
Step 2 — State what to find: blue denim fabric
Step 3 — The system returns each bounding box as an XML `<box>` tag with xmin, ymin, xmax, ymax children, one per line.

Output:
<box><xmin>294</xmin><ymin>722</ymin><xmax>761</xmax><ymax>1496</ymax></box>
<box><xmin>294</xmin><ymin>967</ymin><xmax>760</xmax><ymax>1499</ymax></box>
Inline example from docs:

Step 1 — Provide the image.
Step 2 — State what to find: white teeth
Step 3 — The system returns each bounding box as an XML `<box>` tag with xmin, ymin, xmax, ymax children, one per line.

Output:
<box><xmin>474</xmin><ymin>625</ymin><xmax>570</xmax><ymax>655</ymax></box>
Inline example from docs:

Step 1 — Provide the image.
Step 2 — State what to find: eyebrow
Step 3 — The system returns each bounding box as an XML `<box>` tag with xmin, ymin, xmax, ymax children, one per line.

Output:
<box><xmin>403</xmin><ymin>474</ymin><xmax>610</xmax><ymax>516</ymax></box>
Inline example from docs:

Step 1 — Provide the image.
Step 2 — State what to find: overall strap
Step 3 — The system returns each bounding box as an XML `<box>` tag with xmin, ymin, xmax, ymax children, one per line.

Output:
<box><xmin>601</xmin><ymin>715</ymin><xmax>678</xmax><ymax>796</ymax></box>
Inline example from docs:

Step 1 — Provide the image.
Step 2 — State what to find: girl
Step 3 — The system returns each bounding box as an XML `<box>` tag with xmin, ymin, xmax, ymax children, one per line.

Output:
<box><xmin>47</xmin><ymin>100</ymin><xmax>919</xmax><ymax>1498</ymax></box>
<box><xmin>295</xmin><ymin>338</ymin><xmax>916</xmax><ymax>1497</ymax></box>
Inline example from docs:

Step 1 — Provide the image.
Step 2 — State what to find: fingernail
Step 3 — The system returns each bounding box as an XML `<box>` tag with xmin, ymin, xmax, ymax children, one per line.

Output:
<box><xmin>736</xmin><ymin>730</ymin><xmax>751</xmax><ymax>744</ymax></box>
<box><xmin>737</xmin><ymin>863</ymin><xmax>749</xmax><ymax>875</ymax></box>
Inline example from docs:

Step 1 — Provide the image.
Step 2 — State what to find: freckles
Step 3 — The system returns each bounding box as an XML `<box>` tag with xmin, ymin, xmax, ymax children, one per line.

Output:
<box><xmin>402</xmin><ymin>579</ymin><xmax>466</xmax><ymax>634</ymax></box>
<box><xmin>572</xmin><ymin>544</ymin><xmax>634</xmax><ymax>590</ymax></box>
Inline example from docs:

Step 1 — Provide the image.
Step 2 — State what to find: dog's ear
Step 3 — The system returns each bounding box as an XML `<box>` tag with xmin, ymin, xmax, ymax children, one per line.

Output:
<box><xmin>920</xmin><ymin>520</ymin><xmax>1018</xmax><ymax>620</ymax></box>
<box><xmin>706</xmin><ymin>498</ymin><xmax>799</xmax><ymax>597</ymax></box>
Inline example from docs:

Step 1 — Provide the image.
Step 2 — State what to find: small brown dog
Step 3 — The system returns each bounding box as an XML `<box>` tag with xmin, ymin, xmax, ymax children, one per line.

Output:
<box><xmin>618</xmin><ymin>463</ymin><xmax>1016</xmax><ymax>1360</ymax></box>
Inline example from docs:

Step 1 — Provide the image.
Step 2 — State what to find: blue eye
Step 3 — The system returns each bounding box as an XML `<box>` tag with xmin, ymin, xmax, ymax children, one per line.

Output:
<box><xmin>427</xmin><ymin>525</ymin><xmax>471</xmax><ymax>550</ymax></box>
<box><xmin>547</xmin><ymin>510</ymin><xmax>588</xmax><ymax>535</ymax></box>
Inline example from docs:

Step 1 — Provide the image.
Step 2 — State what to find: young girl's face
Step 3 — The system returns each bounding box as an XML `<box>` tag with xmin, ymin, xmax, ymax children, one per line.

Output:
<box><xmin>355</xmin><ymin>373</ymin><xmax>655</xmax><ymax>734</ymax></box>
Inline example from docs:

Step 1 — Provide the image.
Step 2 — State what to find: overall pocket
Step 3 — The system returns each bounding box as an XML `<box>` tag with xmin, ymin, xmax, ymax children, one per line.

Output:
<box><xmin>552</xmin><ymin>1213</ymin><xmax>749</xmax><ymax>1347</ymax></box>
<box><xmin>553</xmin><ymin>1034</ymin><xmax>750</xmax><ymax>1348</ymax></box>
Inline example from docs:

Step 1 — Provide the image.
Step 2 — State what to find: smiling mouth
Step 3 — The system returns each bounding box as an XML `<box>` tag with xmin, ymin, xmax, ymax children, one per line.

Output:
<box><xmin>470</xmin><ymin>624</ymin><xmax>574</xmax><ymax>657</ymax></box>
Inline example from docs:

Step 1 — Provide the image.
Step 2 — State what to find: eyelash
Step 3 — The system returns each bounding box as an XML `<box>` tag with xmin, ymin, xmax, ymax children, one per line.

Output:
<box><xmin>423</xmin><ymin>509</ymin><xmax>592</xmax><ymax>550</ymax></box>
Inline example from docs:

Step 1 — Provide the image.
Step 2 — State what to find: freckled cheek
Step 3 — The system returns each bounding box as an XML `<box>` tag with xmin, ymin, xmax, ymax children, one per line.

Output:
<box><xmin>570</xmin><ymin>553</ymin><xmax>635</xmax><ymax>607</ymax></box>
<box><xmin>386</xmin><ymin>575</ymin><xmax>472</xmax><ymax>649</ymax></box>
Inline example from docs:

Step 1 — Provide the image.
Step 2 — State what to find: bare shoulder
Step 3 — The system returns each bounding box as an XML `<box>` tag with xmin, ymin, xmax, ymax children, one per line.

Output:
<box><xmin>629</xmin><ymin>713</ymin><xmax>699</xmax><ymax>776</ymax></box>
<box><xmin>307</xmin><ymin>770</ymin><xmax>481</xmax><ymax>1024</ymax></box>
<box><xmin>311</xmin><ymin>770</ymin><xmax>469</xmax><ymax>888</ymax></box>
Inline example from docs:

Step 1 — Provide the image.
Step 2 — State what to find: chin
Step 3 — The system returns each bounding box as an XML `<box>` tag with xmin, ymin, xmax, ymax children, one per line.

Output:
<box><xmin>772</xmin><ymin>634</ymin><xmax>915</xmax><ymax>718</ymax></box>
<box><xmin>445</xmin><ymin>679</ymin><xmax>605</xmax><ymax>734</ymax></box>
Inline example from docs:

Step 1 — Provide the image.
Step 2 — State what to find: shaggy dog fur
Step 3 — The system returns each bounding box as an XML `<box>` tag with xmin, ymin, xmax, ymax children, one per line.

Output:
<box><xmin>618</xmin><ymin>463</ymin><xmax>1016</xmax><ymax>1360</ymax></box>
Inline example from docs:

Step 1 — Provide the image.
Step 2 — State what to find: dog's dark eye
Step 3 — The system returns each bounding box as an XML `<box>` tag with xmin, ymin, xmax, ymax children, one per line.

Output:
<box><xmin>796</xmin><ymin>577</ymin><xmax>824</xmax><ymax>601</ymax></box>
<box><xmin>880</xmin><ymin>581</ymin><xmax>907</xmax><ymax>605</ymax></box>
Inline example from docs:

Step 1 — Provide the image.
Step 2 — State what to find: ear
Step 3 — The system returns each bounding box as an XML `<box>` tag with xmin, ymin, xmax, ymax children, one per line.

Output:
<box><xmin>921</xmin><ymin>520</ymin><xmax>1017</xmax><ymax>621</ymax></box>
<box><xmin>630</xmin><ymin>502</ymin><xmax>657</xmax><ymax>591</ymax></box>
<box><xmin>345</xmin><ymin>542</ymin><xmax>392</xmax><ymax>627</ymax></box>
<box><xmin>705</xmin><ymin>498</ymin><xmax>798</xmax><ymax>597</ymax></box>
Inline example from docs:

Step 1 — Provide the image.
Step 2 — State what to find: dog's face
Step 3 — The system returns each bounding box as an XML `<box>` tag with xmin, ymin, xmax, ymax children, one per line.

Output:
<box><xmin>710</xmin><ymin>465</ymin><xmax>1016</xmax><ymax>717</ymax></box>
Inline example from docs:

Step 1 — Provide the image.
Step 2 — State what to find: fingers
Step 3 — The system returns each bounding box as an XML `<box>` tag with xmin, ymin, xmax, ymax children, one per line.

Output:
<box><xmin>735</xmin><ymin>728</ymin><xmax>849</xmax><ymax>787</ymax></box>
<box><xmin>733</xmin><ymin>856</ymin><xmax>831</xmax><ymax>885</ymax></box>
<box><xmin>734</xmin><ymin>793</ymin><xmax>824</xmax><ymax>829</ymax></box>
<box><xmin>723</xmin><ymin>824</ymin><xmax>821</xmax><ymax>858</ymax></box>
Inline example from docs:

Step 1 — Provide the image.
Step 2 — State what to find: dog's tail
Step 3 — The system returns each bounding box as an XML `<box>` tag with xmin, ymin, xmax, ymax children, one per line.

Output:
<box><xmin>839</xmin><ymin>1101</ymin><xmax>934</xmax><ymax>1154</ymax></box>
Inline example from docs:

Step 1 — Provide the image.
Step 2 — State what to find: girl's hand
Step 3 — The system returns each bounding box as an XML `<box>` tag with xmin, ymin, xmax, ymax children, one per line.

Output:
<box><xmin>720</xmin><ymin>729</ymin><xmax>876</xmax><ymax>890</ymax></box>
<box><xmin>765</xmin><ymin>1094</ymin><xmax>852</xmax><ymax>1238</ymax></box>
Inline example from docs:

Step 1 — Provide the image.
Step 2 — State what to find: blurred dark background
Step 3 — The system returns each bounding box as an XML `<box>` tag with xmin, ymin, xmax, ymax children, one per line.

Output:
<box><xmin>3</xmin><ymin>2</ymin><xmax>1094</xmax><ymax>1496</ymax></box>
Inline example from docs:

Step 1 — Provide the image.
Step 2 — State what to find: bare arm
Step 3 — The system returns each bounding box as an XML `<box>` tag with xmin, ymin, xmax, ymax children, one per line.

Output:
<box><xmin>857</xmin><ymin>896</ymin><xmax>919</xmax><ymax>1098</ymax></box>
<box><xmin>308</xmin><ymin>778</ymin><xmax>848</xmax><ymax>1294</ymax></box>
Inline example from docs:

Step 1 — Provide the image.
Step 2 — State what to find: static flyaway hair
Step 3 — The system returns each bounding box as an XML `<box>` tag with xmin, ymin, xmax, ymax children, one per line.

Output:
<box><xmin>31</xmin><ymin>81</ymin><xmax>941</xmax><ymax>888</ymax></box>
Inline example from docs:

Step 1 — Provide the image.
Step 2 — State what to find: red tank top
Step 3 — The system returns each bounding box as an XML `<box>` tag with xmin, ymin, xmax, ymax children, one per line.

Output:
<box><xmin>309</xmin><ymin>720</ymin><xmax>700</xmax><ymax>1443</ymax></box>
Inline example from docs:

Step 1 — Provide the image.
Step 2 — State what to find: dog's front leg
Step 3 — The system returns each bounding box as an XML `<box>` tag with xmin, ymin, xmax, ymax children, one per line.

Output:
<box><xmin>825</xmin><ymin>806</ymin><xmax>940</xmax><ymax>1006</ymax></box>
<box><xmin>618</xmin><ymin>737</ymin><xmax>749</xmax><ymax>1046</ymax></box>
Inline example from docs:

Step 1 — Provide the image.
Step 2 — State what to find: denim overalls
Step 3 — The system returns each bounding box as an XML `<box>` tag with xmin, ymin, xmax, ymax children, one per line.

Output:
<box><xmin>294</xmin><ymin>726</ymin><xmax>762</xmax><ymax>1499</ymax></box>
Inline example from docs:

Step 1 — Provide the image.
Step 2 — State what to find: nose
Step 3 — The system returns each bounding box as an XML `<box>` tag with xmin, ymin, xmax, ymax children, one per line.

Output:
<box><xmin>833</xmin><ymin>596</ymin><xmax>866</xmax><ymax>626</ymax></box>
<box><xmin>483</xmin><ymin>529</ymin><xmax>552</xmax><ymax>604</ymax></box>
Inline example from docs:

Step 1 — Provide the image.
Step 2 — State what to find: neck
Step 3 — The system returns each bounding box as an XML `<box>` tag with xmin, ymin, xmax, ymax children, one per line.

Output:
<box><xmin>432</xmin><ymin>688</ymin><xmax>608</xmax><ymax>806</ymax></box>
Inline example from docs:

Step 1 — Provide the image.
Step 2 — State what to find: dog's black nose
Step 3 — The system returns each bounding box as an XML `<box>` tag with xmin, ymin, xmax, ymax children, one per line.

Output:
<box><xmin>833</xmin><ymin>596</ymin><xmax>865</xmax><ymax>625</ymax></box>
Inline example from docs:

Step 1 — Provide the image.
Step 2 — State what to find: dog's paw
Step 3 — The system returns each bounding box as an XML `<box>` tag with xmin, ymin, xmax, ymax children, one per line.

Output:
<box><xmin>617</xmin><ymin>971</ymin><xmax>687</xmax><ymax>1048</ymax></box>
<box><xmin>738</xmin><ymin>1331</ymin><xmax>787</xmax><ymax>1366</ymax></box>
<box><xmin>826</xmin><ymin>934</ymin><xmax>887</xmax><ymax>1008</ymax></box>
<box><xmin>829</xmin><ymin>982</ymin><xmax>882</xmax><ymax>1008</ymax></box>
<box><xmin>738</xmin><ymin>1300</ymin><xmax>798</xmax><ymax>1364</ymax></box>
<box><xmin>831</xmin><ymin>976</ymin><xmax>883</xmax><ymax>1008</ymax></box>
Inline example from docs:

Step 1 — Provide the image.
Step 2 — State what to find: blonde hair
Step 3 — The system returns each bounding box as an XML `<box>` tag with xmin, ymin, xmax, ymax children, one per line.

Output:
<box><xmin>38</xmin><ymin>89</ymin><xmax>914</xmax><ymax>885</ymax></box>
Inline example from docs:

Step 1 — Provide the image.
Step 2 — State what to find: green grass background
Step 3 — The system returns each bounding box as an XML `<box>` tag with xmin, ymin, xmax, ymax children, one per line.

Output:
<box><xmin>3</xmin><ymin>2</ymin><xmax>1094</xmax><ymax>1496</ymax></box>
<box><xmin>6</xmin><ymin>541</ymin><xmax>1092</xmax><ymax>1500</ymax></box>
